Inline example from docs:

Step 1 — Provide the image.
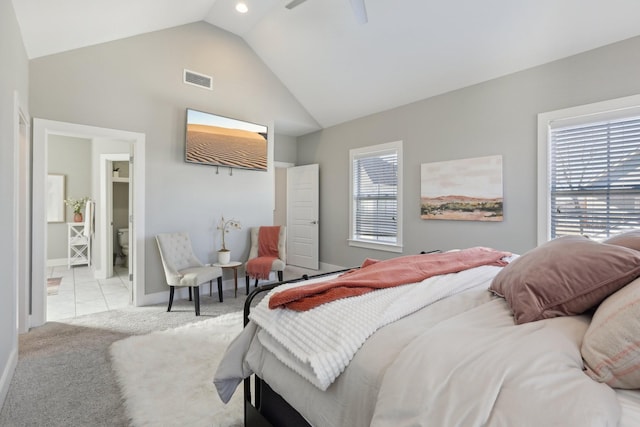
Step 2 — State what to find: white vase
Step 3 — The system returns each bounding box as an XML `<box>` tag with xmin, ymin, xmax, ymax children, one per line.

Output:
<box><xmin>218</xmin><ymin>250</ymin><xmax>231</xmax><ymax>265</ymax></box>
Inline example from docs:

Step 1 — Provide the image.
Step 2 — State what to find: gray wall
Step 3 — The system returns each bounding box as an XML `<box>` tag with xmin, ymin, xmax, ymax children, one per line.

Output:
<box><xmin>298</xmin><ymin>35</ymin><xmax>640</xmax><ymax>268</ymax></box>
<box><xmin>275</xmin><ymin>134</ymin><xmax>298</xmax><ymax>164</ymax></box>
<box><xmin>47</xmin><ymin>135</ymin><xmax>92</xmax><ymax>260</ymax></box>
<box><xmin>29</xmin><ymin>22</ymin><xmax>317</xmax><ymax>295</ymax></box>
<box><xmin>0</xmin><ymin>0</ymin><xmax>29</xmax><ymax>406</ymax></box>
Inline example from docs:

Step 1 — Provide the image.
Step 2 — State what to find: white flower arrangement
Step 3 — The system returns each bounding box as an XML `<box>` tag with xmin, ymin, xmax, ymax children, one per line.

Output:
<box><xmin>217</xmin><ymin>215</ymin><xmax>241</xmax><ymax>251</ymax></box>
<box><xmin>64</xmin><ymin>196</ymin><xmax>90</xmax><ymax>214</ymax></box>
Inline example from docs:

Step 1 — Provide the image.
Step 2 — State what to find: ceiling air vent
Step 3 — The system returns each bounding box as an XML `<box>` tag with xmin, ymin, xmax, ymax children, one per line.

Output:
<box><xmin>183</xmin><ymin>69</ymin><xmax>212</xmax><ymax>90</ymax></box>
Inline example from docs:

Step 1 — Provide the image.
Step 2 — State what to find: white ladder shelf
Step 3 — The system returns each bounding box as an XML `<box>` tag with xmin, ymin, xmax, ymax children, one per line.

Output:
<box><xmin>68</xmin><ymin>222</ymin><xmax>90</xmax><ymax>268</ymax></box>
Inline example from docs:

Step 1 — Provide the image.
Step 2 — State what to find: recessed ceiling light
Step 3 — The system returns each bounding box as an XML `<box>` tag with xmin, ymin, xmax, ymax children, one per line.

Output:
<box><xmin>235</xmin><ymin>2</ymin><xmax>248</xmax><ymax>13</ymax></box>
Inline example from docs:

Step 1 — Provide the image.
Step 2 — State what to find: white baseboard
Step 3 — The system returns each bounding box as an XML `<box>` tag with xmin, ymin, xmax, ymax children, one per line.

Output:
<box><xmin>137</xmin><ymin>266</ymin><xmax>345</xmax><ymax>307</ymax></box>
<box><xmin>137</xmin><ymin>277</ymin><xmax>240</xmax><ymax>306</ymax></box>
<box><xmin>0</xmin><ymin>344</ymin><xmax>18</xmax><ymax>410</ymax></box>
<box><xmin>139</xmin><ymin>289</ymin><xmax>169</xmax><ymax>306</ymax></box>
<box><xmin>319</xmin><ymin>261</ymin><xmax>347</xmax><ymax>271</ymax></box>
<box><xmin>46</xmin><ymin>258</ymin><xmax>67</xmax><ymax>267</ymax></box>
<box><xmin>94</xmin><ymin>269</ymin><xmax>107</xmax><ymax>280</ymax></box>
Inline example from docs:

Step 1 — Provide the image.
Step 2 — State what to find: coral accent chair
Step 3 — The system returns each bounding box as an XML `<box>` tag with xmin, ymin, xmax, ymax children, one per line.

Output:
<box><xmin>245</xmin><ymin>226</ymin><xmax>286</xmax><ymax>294</ymax></box>
<box><xmin>156</xmin><ymin>232</ymin><xmax>223</xmax><ymax>316</ymax></box>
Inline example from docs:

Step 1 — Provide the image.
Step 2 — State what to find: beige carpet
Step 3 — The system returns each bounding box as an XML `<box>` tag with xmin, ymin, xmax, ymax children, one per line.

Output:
<box><xmin>0</xmin><ymin>289</ymin><xmax>249</xmax><ymax>427</ymax></box>
<box><xmin>0</xmin><ymin>265</ymin><xmax>328</xmax><ymax>426</ymax></box>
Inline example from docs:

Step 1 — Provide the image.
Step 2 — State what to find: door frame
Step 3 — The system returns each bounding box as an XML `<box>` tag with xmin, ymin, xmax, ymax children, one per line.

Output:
<box><xmin>31</xmin><ymin>119</ymin><xmax>146</xmax><ymax>328</ymax></box>
<box><xmin>274</xmin><ymin>161</ymin><xmax>294</xmax><ymax>226</ymax></box>
<box><xmin>14</xmin><ymin>91</ymin><xmax>30</xmax><ymax>334</ymax></box>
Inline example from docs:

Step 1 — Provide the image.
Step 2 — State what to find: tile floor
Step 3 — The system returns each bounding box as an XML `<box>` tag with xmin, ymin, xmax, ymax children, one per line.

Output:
<box><xmin>46</xmin><ymin>265</ymin><xmax>131</xmax><ymax>321</ymax></box>
<box><xmin>45</xmin><ymin>263</ymin><xmax>339</xmax><ymax>322</ymax></box>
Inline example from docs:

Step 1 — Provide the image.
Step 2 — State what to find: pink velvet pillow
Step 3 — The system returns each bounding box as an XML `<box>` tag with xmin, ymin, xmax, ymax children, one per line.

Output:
<box><xmin>603</xmin><ymin>229</ymin><xmax>640</xmax><ymax>252</ymax></box>
<box><xmin>489</xmin><ymin>235</ymin><xmax>640</xmax><ymax>324</ymax></box>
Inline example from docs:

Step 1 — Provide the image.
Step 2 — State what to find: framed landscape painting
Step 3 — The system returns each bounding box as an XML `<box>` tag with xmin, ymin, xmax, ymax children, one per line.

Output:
<box><xmin>420</xmin><ymin>155</ymin><xmax>503</xmax><ymax>221</ymax></box>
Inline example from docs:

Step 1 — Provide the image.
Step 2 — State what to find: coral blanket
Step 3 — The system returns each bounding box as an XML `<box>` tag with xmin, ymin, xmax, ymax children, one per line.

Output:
<box><xmin>247</xmin><ymin>226</ymin><xmax>281</xmax><ymax>280</ymax></box>
<box><xmin>269</xmin><ymin>247</ymin><xmax>510</xmax><ymax>311</ymax></box>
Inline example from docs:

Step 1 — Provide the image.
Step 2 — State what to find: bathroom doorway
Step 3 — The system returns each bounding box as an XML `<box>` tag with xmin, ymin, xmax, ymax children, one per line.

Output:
<box><xmin>43</xmin><ymin>140</ymin><xmax>133</xmax><ymax>321</ymax></box>
<box><xmin>31</xmin><ymin>118</ymin><xmax>145</xmax><ymax>328</ymax></box>
<box><xmin>101</xmin><ymin>154</ymin><xmax>131</xmax><ymax>282</ymax></box>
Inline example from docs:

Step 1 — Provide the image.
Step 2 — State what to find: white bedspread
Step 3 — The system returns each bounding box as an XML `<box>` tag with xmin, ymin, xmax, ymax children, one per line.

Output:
<box><xmin>370</xmin><ymin>299</ymin><xmax>620</xmax><ymax>427</ymax></box>
<box><xmin>215</xmin><ymin>284</ymin><xmax>627</xmax><ymax>427</ymax></box>
<box><xmin>249</xmin><ymin>263</ymin><xmax>507</xmax><ymax>390</ymax></box>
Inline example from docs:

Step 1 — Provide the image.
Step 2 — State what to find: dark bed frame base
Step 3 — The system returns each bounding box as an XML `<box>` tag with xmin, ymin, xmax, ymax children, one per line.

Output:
<box><xmin>244</xmin><ymin>377</ymin><xmax>311</xmax><ymax>427</ymax></box>
<box><xmin>242</xmin><ymin>269</ymin><xmax>351</xmax><ymax>427</ymax></box>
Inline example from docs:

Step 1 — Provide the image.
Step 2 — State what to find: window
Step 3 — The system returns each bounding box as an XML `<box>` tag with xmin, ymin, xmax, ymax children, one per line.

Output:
<box><xmin>349</xmin><ymin>141</ymin><xmax>403</xmax><ymax>253</ymax></box>
<box><xmin>538</xmin><ymin>95</ymin><xmax>640</xmax><ymax>244</ymax></box>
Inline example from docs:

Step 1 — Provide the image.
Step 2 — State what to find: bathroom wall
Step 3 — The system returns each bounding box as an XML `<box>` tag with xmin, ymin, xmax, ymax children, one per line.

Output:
<box><xmin>47</xmin><ymin>135</ymin><xmax>92</xmax><ymax>262</ymax></box>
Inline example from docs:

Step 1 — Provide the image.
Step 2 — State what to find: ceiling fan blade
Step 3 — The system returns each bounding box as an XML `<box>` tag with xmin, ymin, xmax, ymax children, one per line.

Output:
<box><xmin>349</xmin><ymin>0</ymin><xmax>368</xmax><ymax>24</ymax></box>
<box><xmin>285</xmin><ymin>0</ymin><xmax>309</xmax><ymax>9</ymax></box>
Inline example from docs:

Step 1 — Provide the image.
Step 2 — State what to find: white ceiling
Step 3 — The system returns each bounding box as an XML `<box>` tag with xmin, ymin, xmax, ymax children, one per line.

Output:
<box><xmin>13</xmin><ymin>0</ymin><xmax>640</xmax><ymax>133</ymax></box>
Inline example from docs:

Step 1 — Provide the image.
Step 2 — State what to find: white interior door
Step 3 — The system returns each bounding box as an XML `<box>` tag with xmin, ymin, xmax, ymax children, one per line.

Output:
<box><xmin>286</xmin><ymin>164</ymin><xmax>319</xmax><ymax>269</ymax></box>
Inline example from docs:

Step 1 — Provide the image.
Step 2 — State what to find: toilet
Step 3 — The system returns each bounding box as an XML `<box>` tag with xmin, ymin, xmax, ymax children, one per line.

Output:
<box><xmin>117</xmin><ymin>228</ymin><xmax>129</xmax><ymax>267</ymax></box>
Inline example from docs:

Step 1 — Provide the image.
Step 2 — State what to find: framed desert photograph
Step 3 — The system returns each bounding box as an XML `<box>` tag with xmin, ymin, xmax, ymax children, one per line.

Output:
<box><xmin>420</xmin><ymin>155</ymin><xmax>503</xmax><ymax>221</ymax></box>
<box><xmin>185</xmin><ymin>108</ymin><xmax>268</xmax><ymax>171</ymax></box>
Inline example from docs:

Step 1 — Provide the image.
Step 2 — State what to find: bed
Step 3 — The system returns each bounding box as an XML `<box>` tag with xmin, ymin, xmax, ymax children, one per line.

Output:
<box><xmin>215</xmin><ymin>232</ymin><xmax>640</xmax><ymax>426</ymax></box>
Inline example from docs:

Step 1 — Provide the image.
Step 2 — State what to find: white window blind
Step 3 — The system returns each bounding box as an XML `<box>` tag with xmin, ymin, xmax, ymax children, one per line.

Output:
<box><xmin>350</xmin><ymin>141</ymin><xmax>402</xmax><ymax>252</ymax></box>
<box><xmin>550</xmin><ymin>116</ymin><xmax>640</xmax><ymax>239</ymax></box>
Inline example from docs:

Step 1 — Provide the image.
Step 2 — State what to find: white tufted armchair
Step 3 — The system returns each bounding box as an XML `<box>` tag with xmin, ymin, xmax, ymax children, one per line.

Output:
<box><xmin>156</xmin><ymin>232</ymin><xmax>223</xmax><ymax>316</ymax></box>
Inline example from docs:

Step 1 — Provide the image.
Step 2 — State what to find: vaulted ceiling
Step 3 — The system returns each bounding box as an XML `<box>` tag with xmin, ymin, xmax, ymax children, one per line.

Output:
<box><xmin>13</xmin><ymin>0</ymin><xmax>640</xmax><ymax>133</ymax></box>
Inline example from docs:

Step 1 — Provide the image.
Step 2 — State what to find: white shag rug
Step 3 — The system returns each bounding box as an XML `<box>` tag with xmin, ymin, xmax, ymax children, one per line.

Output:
<box><xmin>110</xmin><ymin>312</ymin><xmax>244</xmax><ymax>427</ymax></box>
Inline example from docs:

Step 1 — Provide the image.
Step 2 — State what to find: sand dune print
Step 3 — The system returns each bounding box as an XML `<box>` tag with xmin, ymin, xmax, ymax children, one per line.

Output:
<box><xmin>186</xmin><ymin>124</ymin><xmax>267</xmax><ymax>171</ymax></box>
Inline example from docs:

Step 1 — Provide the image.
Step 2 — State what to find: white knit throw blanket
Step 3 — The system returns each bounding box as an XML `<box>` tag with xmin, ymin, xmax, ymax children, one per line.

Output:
<box><xmin>249</xmin><ymin>263</ymin><xmax>507</xmax><ymax>390</ymax></box>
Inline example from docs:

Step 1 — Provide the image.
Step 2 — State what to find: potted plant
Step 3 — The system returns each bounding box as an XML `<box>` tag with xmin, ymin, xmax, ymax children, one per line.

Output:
<box><xmin>217</xmin><ymin>215</ymin><xmax>241</xmax><ymax>264</ymax></box>
<box><xmin>64</xmin><ymin>196</ymin><xmax>90</xmax><ymax>222</ymax></box>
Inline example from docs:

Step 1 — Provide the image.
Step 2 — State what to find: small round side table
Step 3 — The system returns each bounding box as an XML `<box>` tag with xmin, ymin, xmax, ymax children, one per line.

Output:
<box><xmin>213</xmin><ymin>261</ymin><xmax>243</xmax><ymax>298</ymax></box>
